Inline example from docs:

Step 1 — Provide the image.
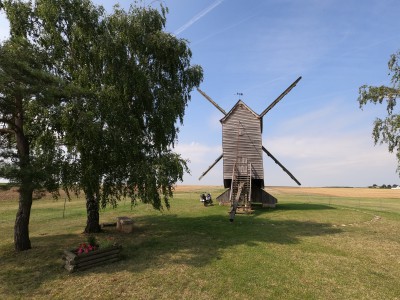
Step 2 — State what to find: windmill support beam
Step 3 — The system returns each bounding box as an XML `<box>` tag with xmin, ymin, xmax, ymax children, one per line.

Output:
<box><xmin>229</xmin><ymin>201</ymin><xmax>238</xmax><ymax>222</ymax></box>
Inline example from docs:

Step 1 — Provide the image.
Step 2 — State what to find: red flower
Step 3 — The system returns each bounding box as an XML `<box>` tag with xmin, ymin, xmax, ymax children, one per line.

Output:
<box><xmin>76</xmin><ymin>242</ymin><xmax>97</xmax><ymax>255</ymax></box>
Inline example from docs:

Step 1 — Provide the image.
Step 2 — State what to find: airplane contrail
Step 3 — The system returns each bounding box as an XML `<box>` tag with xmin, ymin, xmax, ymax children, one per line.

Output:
<box><xmin>174</xmin><ymin>0</ymin><xmax>224</xmax><ymax>36</ymax></box>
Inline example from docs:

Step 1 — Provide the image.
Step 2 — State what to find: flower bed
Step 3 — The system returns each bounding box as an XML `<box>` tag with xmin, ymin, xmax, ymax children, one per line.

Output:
<box><xmin>62</xmin><ymin>244</ymin><xmax>122</xmax><ymax>272</ymax></box>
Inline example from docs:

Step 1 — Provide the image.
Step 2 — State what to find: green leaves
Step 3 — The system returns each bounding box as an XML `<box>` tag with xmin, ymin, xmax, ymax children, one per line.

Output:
<box><xmin>0</xmin><ymin>35</ymin><xmax>65</xmax><ymax>191</ymax></box>
<box><xmin>359</xmin><ymin>50</ymin><xmax>400</xmax><ymax>172</ymax></box>
<box><xmin>2</xmin><ymin>0</ymin><xmax>33</xmax><ymax>38</ymax></box>
<box><xmin>1</xmin><ymin>1</ymin><xmax>203</xmax><ymax>225</ymax></box>
<box><xmin>358</xmin><ymin>85</ymin><xmax>399</xmax><ymax>113</ymax></box>
<box><xmin>389</xmin><ymin>50</ymin><xmax>400</xmax><ymax>87</ymax></box>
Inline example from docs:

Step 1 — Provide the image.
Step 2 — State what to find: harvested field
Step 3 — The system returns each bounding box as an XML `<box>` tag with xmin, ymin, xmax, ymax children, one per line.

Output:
<box><xmin>265</xmin><ymin>186</ymin><xmax>400</xmax><ymax>199</ymax></box>
<box><xmin>0</xmin><ymin>187</ymin><xmax>19</xmax><ymax>201</ymax></box>
<box><xmin>0</xmin><ymin>185</ymin><xmax>223</xmax><ymax>201</ymax></box>
<box><xmin>0</xmin><ymin>187</ymin><xmax>69</xmax><ymax>201</ymax></box>
<box><xmin>174</xmin><ymin>185</ymin><xmax>400</xmax><ymax>199</ymax></box>
<box><xmin>3</xmin><ymin>185</ymin><xmax>399</xmax><ymax>201</ymax></box>
<box><xmin>174</xmin><ymin>185</ymin><xmax>223</xmax><ymax>193</ymax></box>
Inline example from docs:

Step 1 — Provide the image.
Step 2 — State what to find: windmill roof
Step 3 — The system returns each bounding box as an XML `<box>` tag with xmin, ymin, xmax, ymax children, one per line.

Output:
<box><xmin>220</xmin><ymin>100</ymin><xmax>261</xmax><ymax>123</ymax></box>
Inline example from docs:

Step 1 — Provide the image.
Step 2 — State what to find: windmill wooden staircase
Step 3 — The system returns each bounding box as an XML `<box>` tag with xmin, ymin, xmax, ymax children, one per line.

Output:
<box><xmin>229</xmin><ymin>157</ymin><xmax>254</xmax><ymax>221</ymax></box>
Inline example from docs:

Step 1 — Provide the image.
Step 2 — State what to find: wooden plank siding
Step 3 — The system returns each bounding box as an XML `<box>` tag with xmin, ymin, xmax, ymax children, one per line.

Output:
<box><xmin>221</xmin><ymin>101</ymin><xmax>264</xmax><ymax>181</ymax></box>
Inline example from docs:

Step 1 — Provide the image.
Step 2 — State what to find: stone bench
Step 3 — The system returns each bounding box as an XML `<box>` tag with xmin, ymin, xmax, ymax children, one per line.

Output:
<box><xmin>116</xmin><ymin>216</ymin><xmax>133</xmax><ymax>233</ymax></box>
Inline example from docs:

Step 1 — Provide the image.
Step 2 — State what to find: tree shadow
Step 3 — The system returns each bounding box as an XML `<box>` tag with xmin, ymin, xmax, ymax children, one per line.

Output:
<box><xmin>278</xmin><ymin>203</ymin><xmax>336</xmax><ymax>211</ymax></box>
<box><xmin>0</xmin><ymin>233</ymin><xmax>78</xmax><ymax>295</ymax></box>
<box><xmin>252</xmin><ymin>202</ymin><xmax>336</xmax><ymax>213</ymax></box>
<box><xmin>0</xmin><ymin>213</ymin><xmax>342</xmax><ymax>296</ymax></box>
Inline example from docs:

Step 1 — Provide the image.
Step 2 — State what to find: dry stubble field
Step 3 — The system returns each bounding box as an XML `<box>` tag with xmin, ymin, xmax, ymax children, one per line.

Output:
<box><xmin>175</xmin><ymin>185</ymin><xmax>400</xmax><ymax>199</ymax></box>
<box><xmin>265</xmin><ymin>186</ymin><xmax>400</xmax><ymax>198</ymax></box>
<box><xmin>2</xmin><ymin>185</ymin><xmax>399</xmax><ymax>201</ymax></box>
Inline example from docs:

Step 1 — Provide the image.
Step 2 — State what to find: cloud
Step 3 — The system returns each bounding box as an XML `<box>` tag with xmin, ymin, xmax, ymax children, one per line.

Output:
<box><xmin>248</xmin><ymin>27</ymin><xmax>334</xmax><ymax>76</ymax></box>
<box><xmin>262</xmin><ymin>106</ymin><xmax>398</xmax><ymax>187</ymax></box>
<box><xmin>263</xmin><ymin>130</ymin><xmax>398</xmax><ymax>187</ymax></box>
<box><xmin>174</xmin><ymin>141</ymin><xmax>221</xmax><ymax>164</ymax></box>
<box><xmin>191</xmin><ymin>11</ymin><xmax>256</xmax><ymax>46</ymax></box>
<box><xmin>174</xmin><ymin>0</ymin><xmax>224</xmax><ymax>36</ymax></box>
<box><xmin>174</xmin><ymin>142</ymin><xmax>223</xmax><ymax>185</ymax></box>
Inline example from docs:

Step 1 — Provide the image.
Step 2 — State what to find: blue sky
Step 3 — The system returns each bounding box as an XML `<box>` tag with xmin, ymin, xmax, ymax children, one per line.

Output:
<box><xmin>1</xmin><ymin>0</ymin><xmax>399</xmax><ymax>187</ymax></box>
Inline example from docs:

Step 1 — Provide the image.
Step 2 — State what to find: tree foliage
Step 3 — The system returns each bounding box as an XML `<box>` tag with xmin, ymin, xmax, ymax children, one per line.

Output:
<box><xmin>0</xmin><ymin>35</ymin><xmax>71</xmax><ymax>250</ymax></box>
<box><xmin>359</xmin><ymin>50</ymin><xmax>400</xmax><ymax>170</ymax></box>
<box><xmin>0</xmin><ymin>38</ymin><xmax>66</xmax><ymax>191</ymax></box>
<box><xmin>1</xmin><ymin>0</ymin><xmax>203</xmax><ymax>247</ymax></box>
<box><xmin>31</xmin><ymin>1</ymin><xmax>203</xmax><ymax>232</ymax></box>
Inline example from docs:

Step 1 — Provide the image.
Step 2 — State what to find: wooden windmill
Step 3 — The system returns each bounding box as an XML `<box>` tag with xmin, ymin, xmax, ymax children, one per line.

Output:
<box><xmin>197</xmin><ymin>77</ymin><xmax>302</xmax><ymax>221</ymax></box>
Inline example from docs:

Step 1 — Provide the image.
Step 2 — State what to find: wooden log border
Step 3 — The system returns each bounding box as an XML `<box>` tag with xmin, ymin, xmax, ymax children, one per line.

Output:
<box><xmin>62</xmin><ymin>245</ymin><xmax>122</xmax><ymax>272</ymax></box>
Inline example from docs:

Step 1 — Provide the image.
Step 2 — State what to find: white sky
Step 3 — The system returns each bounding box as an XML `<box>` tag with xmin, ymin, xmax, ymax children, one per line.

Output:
<box><xmin>1</xmin><ymin>0</ymin><xmax>399</xmax><ymax>187</ymax></box>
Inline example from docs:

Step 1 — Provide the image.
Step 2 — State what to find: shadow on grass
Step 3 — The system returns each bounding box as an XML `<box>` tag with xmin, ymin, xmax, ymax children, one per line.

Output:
<box><xmin>255</xmin><ymin>202</ymin><xmax>336</xmax><ymax>212</ymax></box>
<box><xmin>0</xmin><ymin>212</ymin><xmax>342</xmax><ymax>295</ymax></box>
<box><xmin>0</xmin><ymin>233</ymin><xmax>78</xmax><ymax>296</ymax></box>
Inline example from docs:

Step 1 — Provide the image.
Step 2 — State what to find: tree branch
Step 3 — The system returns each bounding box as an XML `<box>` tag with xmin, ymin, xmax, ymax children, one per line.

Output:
<box><xmin>0</xmin><ymin>118</ymin><xmax>20</xmax><ymax>132</ymax></box>
<box><xmin>0</xmin><ymin>127</ymin><xmax>15</xmax><ymax>134</ymax></box>
<box><xmin>0</xmin><ymin>118</ymin><xmax>14</xmax><ymax>125</ymax></box>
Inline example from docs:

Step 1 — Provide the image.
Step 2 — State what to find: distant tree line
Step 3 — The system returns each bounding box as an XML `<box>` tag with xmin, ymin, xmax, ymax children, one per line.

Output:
<box><xmin>368</xmin><ymin>184</ymin><xmax>399</xmax><ymax>189</ymax></box>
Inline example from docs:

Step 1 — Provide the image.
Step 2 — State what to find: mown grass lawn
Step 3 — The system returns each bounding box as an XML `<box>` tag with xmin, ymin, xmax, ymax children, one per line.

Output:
<box><xmin>0</xmin><ymin>186</ymin><xmax>399</xmax><ymax>299</ymax></box>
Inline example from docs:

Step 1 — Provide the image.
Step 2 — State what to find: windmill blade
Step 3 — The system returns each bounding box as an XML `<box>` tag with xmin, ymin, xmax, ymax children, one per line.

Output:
<box><xmin>197</xmin><ymin>88</ymin><xmax>227</xmax><ymax>115</ymax></box>
<box><xmin>262</xmin><ymin>146</ymin><xmax>301</xmax><ymax>186</ymax></box>
<box><xmin>199</xmin><ymin>154</ymin><xmax>223</xmax><ymax>180</ymax></box>
<box><xmin>259</xmin><ymin>76</ymin><xmax>302</xmax><ymax>118</ymax></box>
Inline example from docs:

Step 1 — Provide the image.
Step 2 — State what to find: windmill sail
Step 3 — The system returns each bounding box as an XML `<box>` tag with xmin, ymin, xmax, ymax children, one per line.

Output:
<box><xmin>197</xmin><ymin>88</ymin><xmax>227</xmax><ymax>115</ymax></box>
<box><xmin>259</xmin><ymin>76</ymin><xmax>302</xmax><ymax>118</ymax></box>
<box><xmin>262</xmin><ymin>146</ymin><xmax>301</xmax><ymax>186</ymax></box>
<box><xmin>199</xmin><ymin>154</ymin><xmax>223</xmax><ymax>180</ymax></box>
